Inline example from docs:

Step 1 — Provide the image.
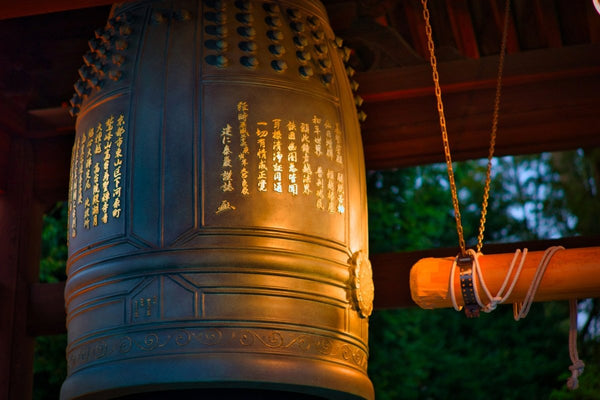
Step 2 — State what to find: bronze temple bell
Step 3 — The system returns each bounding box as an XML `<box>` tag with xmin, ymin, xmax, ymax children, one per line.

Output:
<box><xmin>62</xmin><ymin>0</ymin><xmax>373</xmax><ymax>398</ymax></box>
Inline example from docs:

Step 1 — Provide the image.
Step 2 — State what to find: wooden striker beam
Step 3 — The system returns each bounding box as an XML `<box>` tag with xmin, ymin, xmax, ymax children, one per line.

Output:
<box><xmin>410</xmin><ymin>247</ymin><xmax>600</xmax><ymax>309</ymax></box>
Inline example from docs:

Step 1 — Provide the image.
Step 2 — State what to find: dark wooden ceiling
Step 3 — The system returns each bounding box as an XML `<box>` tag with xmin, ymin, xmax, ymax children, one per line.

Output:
<box><xmin>0</xmin><ymin>0</ymin><xmax>599</xmax><ymax>204</ymax></box>
<box><xmin>333</xmin><ymin>0</ymin><xmax>600</xmax><ymax>169</ymax></box>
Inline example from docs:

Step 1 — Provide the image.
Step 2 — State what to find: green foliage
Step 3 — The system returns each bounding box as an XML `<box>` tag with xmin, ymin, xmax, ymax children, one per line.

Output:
<box><xmin>39</xmin><ymin>202</ymin><xmax>68</xmax><ymax>283</ymax></box>
<box><xmin>34</xmin><ymin>202</ymin><xmax>68</xmax><ymax>399</ymax></box>
<box><xmin>369</xmin><ymin>304</ymin><xmax>570</xmax><ymax>400</ymax></box>
<box><xmin>33</xmin><ymin>335</ymin><xmax>68</xmax><ymax>400</ymax></box>
<box><xmin>367</xmin><ymin>165</ymin><xmax>458</xmax><ymax>252</ymax></box>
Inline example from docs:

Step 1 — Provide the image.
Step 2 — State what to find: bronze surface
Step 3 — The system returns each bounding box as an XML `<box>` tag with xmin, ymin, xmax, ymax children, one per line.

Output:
<box><xmin>62</xmin><ymin>1</ymin><xmax>373</xmax><ymax>399</ymax></box>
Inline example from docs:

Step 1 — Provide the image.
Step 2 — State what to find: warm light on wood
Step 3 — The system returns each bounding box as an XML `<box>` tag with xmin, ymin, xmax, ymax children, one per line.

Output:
<box><xmin>410</xmin><ymin>247</ymin><xmax>600</xmax><ymax>309</ymax></box>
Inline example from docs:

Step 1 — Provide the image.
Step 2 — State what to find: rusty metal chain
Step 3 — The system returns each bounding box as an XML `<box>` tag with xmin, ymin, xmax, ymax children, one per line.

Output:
<box><xmin>420</xmin><ymin>0</ymin><xmax>510</xmax><ymax>255</ymax></box>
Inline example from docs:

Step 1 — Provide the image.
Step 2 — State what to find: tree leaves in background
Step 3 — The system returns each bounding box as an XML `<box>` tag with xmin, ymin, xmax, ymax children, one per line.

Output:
<box><xmin>34</xmin><ymin>202</ymin><xmax>68</xmax><ymax>400</ymax></box>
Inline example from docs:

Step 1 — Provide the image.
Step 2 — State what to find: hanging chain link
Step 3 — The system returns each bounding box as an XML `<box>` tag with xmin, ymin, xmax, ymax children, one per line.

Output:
<box><xmin>420</xmin><ymin>0</ymin><xmax>510</xmax><ymax>256</ymax></box>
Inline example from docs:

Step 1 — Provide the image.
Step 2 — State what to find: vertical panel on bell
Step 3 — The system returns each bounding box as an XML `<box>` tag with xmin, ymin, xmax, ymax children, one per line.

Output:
<box><xmin>200</xmin><ymin>85</ymin><xmax>347</xmax><ymax>246</ymax></box>
<box><xmin>68</xmin><ymin>95</ymin><xmax>132</xmax><ymax>259</ymax></box>
<box><xmin>130</xmin><ymin>2</ymin><xmax>169</xmax><ymax>247</ymax></box>
<box><xmin>162</xmin><ymin>0</ymin><xmax>199</xmax><ymax>246</ymax></box>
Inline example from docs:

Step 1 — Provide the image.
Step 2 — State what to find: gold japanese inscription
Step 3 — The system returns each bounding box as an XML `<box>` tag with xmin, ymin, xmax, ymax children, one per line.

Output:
<box><xmin>316</xmin><ymin>166</ymin><xmax>325</xmax><ymax>210</ymax></box>
<box><xmin>94</xmin><ymin>123</ymin><xmax>103</xmax><ymax>155</ymax></box>
<box><xmin>77</xmin><ymin>134</ymin><xmax>85</xmax><ymax>204</ymax></box>
<box><xmin>238</xmin><ymin>101</ymin><xmax>250</xmax><ymax>196</ymax></box>
<box><xmin>325</xmin><ymin>120</ymin><xmax>334</xmax><ymax>160</ymax></box>
<box><xmin>216</xmin><ymin>200</ymin><xmax>236</xmax><ymax>214</ymax></box>
<box><xmin>214</xmin><ymin>102</ymin><xmax>346</xmax><ymax>215</ymax></box>
<box><xmin>335</xmin><ymin>123</ymin><xmax>344</xmax><ymax>165</ymax></box>
<box><xmin>83</xmin><ymin>128</ymin><xmax>93</xmax><ymax>229</ymax></box>
<box><xmin>112</xmin><ymin>115</ymin><xmax>125</xmax><ymax>219</ymax></box>
<box><xmin>101</xmin><ymin>116</ymin><xmax>113</xmax><ymax>224</ymax></box>
<box><xmin>257</xmin><ymin>122</ymin><xmax>268</xmax><ymax>192</ymax></box>
<box><xmin>70</xmin><ymin>113</ymin><xmax>127</xmax><ymax>235</ymax></box>
<box><xmin>71</xmin><ymin>137</ymin><xmax>79</xmax><ymax>204</ymax></box>
<box><xmin>300</xmin><ymin>122</ymin><xmax>312</xmax><ymax>195</ymax></box>
<box><xmin>313</xmin><ymin>115</ymin><xmax>322</xmax><ymax>157</ymax></box>
<box><xmin>337</xmin><ymin>172</ymin><xmax>345</xmax><ymax>214</ymax></box>
<box><xmin>69</xmin><ymin>136</ymin><xmax>80</xmax><ymax>237</ymax></box>
<box><xmin>84</xmin><ymin>197</ymin><xmax>91</xmax><ymax>229</ymax></box>
<box><xmin>92</xmin><ymin>161</ymin><xmax>100</xmax><ymax>226</ymax></box>
<box><xmin>133</xmin><ymin>296</ymin><xmax>157</xmax><ymax>318</ymax></box>
<box><xmin>326</xmin><ymin>169</ymin><xmax>335</xmax><ymax>213</ymax></box>
<box><xmin>272</xmin><ymin>119</ymin><xmax>283</xmax><ymax>193</ymax></box>
<box><xmin>286</xmin><ymin>121</ymin><xmax>298</xmax><ymax>196</ymax></box>
<box><xmin>220</xmin><ymin>124</ymin><xmax>234</xmax><ymax>192</ymax></box>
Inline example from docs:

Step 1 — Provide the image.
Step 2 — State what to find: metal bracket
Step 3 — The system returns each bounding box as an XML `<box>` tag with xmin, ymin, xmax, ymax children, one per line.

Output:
<box><xmin>457</xmin><ymin>254</ymin><xmax>480</xmax><ymax>318</ymax></box>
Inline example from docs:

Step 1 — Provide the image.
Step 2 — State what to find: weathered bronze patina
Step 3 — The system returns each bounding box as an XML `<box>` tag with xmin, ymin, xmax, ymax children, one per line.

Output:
<box><xmin>62</xmin><ymin>1</ymin><xmax>373</xmax><ymax>398</ymax></box>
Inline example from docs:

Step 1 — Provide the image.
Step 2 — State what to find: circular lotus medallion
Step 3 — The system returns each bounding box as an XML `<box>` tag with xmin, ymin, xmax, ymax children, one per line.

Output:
<box><xmin>351</xmin><ymin>251</ymin><xmax>374</xmax><ymax>318</ymax></box>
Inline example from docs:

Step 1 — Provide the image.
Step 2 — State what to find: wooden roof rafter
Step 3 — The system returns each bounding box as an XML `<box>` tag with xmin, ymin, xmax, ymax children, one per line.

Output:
<box><xmin>402</xmin><ymin>0</ymin><xmax>430</xmax><ymax>60</ymax></box>
<box><xmin>445</xmin><ymin>0</ymin><xmax>480</xmax><ymax>59</ymax></box>
<box><xmin>533</xmin><ymin>0</ymin><xmax>562</xmax><ymax>48</ymax></box>
<box><xmin>357</xmin><ymin>44</ymin><xmax>600</xmax><ymax>170</ymax></box>
<box><xmin>489</xmin><ymin>0</ymin><xmax>521</xmax><ymax>53</ymax></box>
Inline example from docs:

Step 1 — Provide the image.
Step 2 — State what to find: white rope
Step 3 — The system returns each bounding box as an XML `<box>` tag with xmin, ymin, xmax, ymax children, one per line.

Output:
<box><xmin>513</xmin><ymin>246</ymin><xmax>565</xmax><ymax>320</ymax></box>
<box><xmin>448</xmin><ymin>248</ymin><xmax>527</xmax><ymax>312</ymax></box>
<box><xmin>472</xmin><ymin>248</ymin><xmax>527</xmax><ymax>312</ymax></box>
<box><xmin>448</xmin><ymin>246</ymin><xmax>584</xmax><ymax>390</ymax></box>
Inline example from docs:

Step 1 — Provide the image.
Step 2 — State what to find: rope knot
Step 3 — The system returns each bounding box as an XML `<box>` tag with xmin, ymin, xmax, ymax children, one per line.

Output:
<box><xmin>482</xmin><ymin>297</ymin><xmax>502</xmax><ymax>312</ymax></box>
<box><xmin>567</xmin><ymin>360</ymin><xmax>585</xmax><ymax>390</ymax></box>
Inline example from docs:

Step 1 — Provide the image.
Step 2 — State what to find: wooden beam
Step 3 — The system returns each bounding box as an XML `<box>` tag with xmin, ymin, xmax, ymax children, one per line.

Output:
<box><xmin>357</xmin><ymin>45</ymin><xmax>600</xmax><ymax>170</ymax></box>
<box><xmin>27</xmin><ymin>107</ymin><xmax>75</xmax><ymax>138</ymax></box>
<box><xmin>372</xmin><ymin>235</ymin><xmax>600</xmax><ymax>309</ymax></box>
<box><xmin>0</xmin><ymin>137</ymin><xmax>44</xmax><ymax>399</ymax></box>
<box><xmin>445</xmin><ymin>0</ymin><xmax>479</xmax><ymax>58</ymax></box>
<box><xmin>411</xmin><ymin>247</ymin><xmax>600</xmax><ymax>309</ymax></box>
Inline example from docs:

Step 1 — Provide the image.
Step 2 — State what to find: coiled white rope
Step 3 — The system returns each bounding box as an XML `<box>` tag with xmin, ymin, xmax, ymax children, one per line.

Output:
<box><xmin>449</xmin><ymin>248</ymin><xmax>528</xmax><ymax>313</ymax></box>
<box><xmin>513</xmin><ymin>246</ymin><xmax>565</xmax><ymax>320</ymax></box>
<box><xmin>448</xmin><ymin>246</ymin><xmax>584</xmax><ymax>390</ymax></box>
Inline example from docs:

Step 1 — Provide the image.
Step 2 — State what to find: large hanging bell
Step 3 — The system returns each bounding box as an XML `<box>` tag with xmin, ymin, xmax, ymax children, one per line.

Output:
<box><xmin>62</xmin><ymin>1</ymin><xmax>373</xmax><ymax>398</ymax></box>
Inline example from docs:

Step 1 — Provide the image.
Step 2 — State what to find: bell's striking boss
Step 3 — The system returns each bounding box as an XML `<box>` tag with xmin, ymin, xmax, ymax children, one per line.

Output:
<box><xmin>62</xmin><ymin>0</ymin><xmax>373</xmax><ymax>398</ymax></box>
